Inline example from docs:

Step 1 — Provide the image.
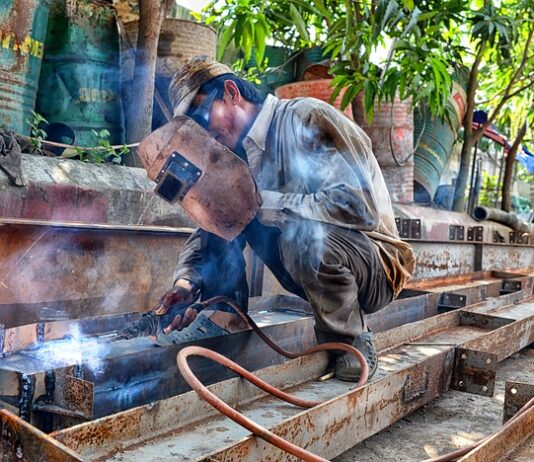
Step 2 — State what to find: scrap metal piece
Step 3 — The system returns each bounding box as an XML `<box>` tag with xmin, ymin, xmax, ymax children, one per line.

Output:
<box><xmin>33</xmin><ymin>374</ymin><xmax>94</xmax><ymax>420</ymax></box>
<box><xmin>451</xmin><ymin>347</ymin><xmax>497</xmax><ymax>396</ymax></box>
<box><xmin>0</xmin><ymin>409</ymin><xmax>83</xmax><ymax>462</ymax></box>
<box><xmin>503</xmin><ymin>380</ymin><xmax>534</xmax><ymax>423</ymax></box>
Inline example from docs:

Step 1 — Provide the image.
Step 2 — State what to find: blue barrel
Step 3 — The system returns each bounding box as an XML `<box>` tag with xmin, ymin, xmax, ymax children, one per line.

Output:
<box><xmin>0</xmin><ymin>0</ymin><xmax>50</xmax><ymax>135</ymax></box>
<box><xmin>36</xmin><ymin>0</ymin><xmax>124</xmax><ymax>146</ymax></box>
<box><xmin>414</xmin><ymin>69</ymin><xmax>469</xmax><ymax>203</ymax></box>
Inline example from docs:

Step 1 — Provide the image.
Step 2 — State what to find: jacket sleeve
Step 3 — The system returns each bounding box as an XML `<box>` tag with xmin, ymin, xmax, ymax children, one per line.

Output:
<box><xmin>173</xmin><ymin>228</ymin><xmax>248</xmax><ymax>296</ymax></box>
<box><xmin>173</xmin><ymin>228</ymin><xmax>204</xmax><ymax>287</ymax></box>
<box><xmin>257</xmin><ymin>104</ymin><xmax>380</xmax><ymax>231</ymax></box>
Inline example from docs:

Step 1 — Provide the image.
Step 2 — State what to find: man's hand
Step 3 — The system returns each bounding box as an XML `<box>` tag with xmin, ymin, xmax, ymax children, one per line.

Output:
<box><xmin>153</xmin><ymin>279</ymin><xmax>199</xmax><ymax>334</ymax></box>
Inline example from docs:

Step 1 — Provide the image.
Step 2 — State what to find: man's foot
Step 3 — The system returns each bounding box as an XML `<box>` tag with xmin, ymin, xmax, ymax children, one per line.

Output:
<box><xmin>335</xmin><ymin>331</ymin><xmax>378</xmax><ymax>382</ymax></box>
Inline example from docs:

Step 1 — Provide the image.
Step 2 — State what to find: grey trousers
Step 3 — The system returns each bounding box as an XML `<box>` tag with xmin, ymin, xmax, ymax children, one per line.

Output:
<box><xmin>244</xmin><ymin>219</ymin><xmax>393</xmax><ymax>343</ymax></box>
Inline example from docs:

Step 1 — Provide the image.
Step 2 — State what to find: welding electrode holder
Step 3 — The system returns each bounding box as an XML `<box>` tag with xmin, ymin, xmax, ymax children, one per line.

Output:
<box><xmin>119</xmin><ymin>301</ymin><xmax>205</xmax><ymax>339</ymax></box>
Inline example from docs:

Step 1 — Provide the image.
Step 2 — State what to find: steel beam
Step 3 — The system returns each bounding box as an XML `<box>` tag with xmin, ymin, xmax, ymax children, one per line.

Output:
<box><xmin>0</xmin><ymin>221</ymin><xmax>190</xmax><ymax>328</ymax></box>
<box><xmin>0</xmin><ymin>409</ymin><xmax>83</xmax><ymax>462</ymax></box>
<box><xmin>42</xmin><ymin>294</ymin><xmax>534</xmax><ymax>462</ymax></box>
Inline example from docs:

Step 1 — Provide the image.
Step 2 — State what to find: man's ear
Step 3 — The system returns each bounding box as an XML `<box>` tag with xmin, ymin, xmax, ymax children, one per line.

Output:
<box><xmin>223</xmin><ymin>80</ymin><xmax>241</xmax><ymax>105</ymax></box>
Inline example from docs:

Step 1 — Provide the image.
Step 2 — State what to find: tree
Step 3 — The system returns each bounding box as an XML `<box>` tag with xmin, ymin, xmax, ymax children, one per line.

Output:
<box><xmin>452</xmin><ymin>0</ymin><xmax>534</xmax><ymax>211</ymax></box>
<box><xmin>124</xmin><ymin>0</ymin><xmax>174</xmax><ymax>167</ymax></box>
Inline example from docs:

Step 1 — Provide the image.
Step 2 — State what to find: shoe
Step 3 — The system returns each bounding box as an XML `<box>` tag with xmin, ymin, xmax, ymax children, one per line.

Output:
<box><xmin>335</xmin><ymin>331</ymin><xmax>378</xmax><ymax>382</ymax></box>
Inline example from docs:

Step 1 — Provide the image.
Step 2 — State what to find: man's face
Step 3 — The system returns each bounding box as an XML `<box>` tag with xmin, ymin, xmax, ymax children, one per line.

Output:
<box><xmin>187</xmin><ymin>80</ymin><xmax>247</xmax><ymax>151</ymax></box>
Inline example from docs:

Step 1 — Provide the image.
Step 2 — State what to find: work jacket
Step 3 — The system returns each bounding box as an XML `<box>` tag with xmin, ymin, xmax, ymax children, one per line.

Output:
<box><xmin>175</xmin><ymin>95</ymin><xmax>414</xmax><ymax>298</ymax></box>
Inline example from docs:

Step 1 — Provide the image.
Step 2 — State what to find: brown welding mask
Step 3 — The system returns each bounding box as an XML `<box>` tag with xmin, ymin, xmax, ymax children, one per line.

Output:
<box><xmin>138</xmin><ymin>116</ymin><xmax>261</xmax><ymax>241</ymax></box>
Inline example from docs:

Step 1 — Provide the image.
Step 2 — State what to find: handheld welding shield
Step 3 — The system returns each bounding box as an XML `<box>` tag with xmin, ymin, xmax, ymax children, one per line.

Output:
<box><xmin>138</xmin><ymin>116</ymin><xmax>262</xmax><ymax>241</ymax></box>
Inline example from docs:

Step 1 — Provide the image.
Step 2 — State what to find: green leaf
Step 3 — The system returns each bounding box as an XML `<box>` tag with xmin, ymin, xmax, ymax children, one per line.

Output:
<box><xmin>340</xmin><ymin>82</ymin><xmax>362</xmax><ymax>111</ymax></box>
<box><xmin>254</xmin><ymin>16</ymin><xmax>266</xmax><ymax>68</ymax></box>
<box><xmin>217</xmin><ymin>20</ymin><xmax>236</xmax><ymax>60</ymax></box>
<box><xmin>289</xmin><ymin>4</ymin><xmax>309</xmax><ymax>43</ymax></box>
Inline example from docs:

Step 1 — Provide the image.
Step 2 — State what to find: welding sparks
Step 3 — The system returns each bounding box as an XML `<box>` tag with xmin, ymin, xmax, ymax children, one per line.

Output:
<box><xmin>30</xmin><ymin>325</ymin><xmax>107</xmax><ymax>376</ymax></box>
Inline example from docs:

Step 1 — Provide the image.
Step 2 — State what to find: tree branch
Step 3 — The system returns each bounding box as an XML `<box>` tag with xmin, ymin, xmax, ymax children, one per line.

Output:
<box><xmin>475</xmin><ymin>27</ymin><xmax>534</xmax><ymax>143</ymax></box>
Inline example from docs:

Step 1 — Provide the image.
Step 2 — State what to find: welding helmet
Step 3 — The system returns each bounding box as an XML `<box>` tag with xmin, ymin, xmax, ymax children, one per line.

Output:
<box><xmin>138</xmin><ymin>116</ymin><xmax>261</xmax><ymax>241</ymax></box>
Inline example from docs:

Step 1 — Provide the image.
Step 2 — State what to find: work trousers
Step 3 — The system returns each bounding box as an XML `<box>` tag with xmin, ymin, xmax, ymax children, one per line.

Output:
<box><xmin>198</xmin><ymin>218</ymin><xmax>393</xmax><ymax>343</ymax></box>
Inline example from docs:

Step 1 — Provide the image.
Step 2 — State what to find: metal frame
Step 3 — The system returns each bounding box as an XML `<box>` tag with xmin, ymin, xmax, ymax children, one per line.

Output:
<box><xmin>34</xmin><ymin>285</ymin><xmax>532</xmax><ymax>461</ymax></box>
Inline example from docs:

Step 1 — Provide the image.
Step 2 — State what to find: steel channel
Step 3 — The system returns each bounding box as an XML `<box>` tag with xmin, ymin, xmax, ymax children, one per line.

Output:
<box><xmin>458</xmin><ymin>403</ymin><xmax>534</xmax><ymax>462</ymax></box>
<box><xmin>0</xmin><ymin>409</ymin><xmax>83</xmax><ymax>462</ymax></box>
<box><xmin>45</xmin><ymin>295</ymin><xmax>534</xmax><ymax>461</ymax></box>
<box><xmin>193</xmin><ymin>300</ymin><xmax>534</xmax><ymax>462</ymax></box>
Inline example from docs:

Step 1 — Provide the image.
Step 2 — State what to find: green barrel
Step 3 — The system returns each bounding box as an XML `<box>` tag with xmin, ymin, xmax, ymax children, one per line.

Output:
<box><xmin>413</xmin><ymin>69</ymin><xmax>469</xmax><ymax>203</ymax></box>
<box><xmin>36</xmin><ymin>0</ymin><xmax>124</xmax><ymax>146</ymax></box>
<box><xmin>0</xmin><ymin>0</ymin><xmax>50</xmax><ymax>135</ymax></box>
<box><xmin>246</xmin><ymin>46</ymin><xmax>295</xmax><ymax>92</ymax></box>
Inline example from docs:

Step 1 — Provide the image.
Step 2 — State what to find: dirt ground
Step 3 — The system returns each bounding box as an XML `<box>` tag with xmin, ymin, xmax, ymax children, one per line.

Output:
<box><xmin>334</xmin><ymin>347</ymin><xmax>534</xmax><ymax>462</ymax></box>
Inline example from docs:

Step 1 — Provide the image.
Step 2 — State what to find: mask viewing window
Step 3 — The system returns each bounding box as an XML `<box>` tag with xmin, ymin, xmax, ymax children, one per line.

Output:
<box><xmin>154</xmin><ymin>151</ymin><xmax>202</xmax><ymax>203</ymax></box>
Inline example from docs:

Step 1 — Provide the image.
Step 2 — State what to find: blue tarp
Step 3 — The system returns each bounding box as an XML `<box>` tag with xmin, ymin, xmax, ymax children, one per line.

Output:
<box><xmin>473</xmin><ymin>110</ymin><xmax>534</xmax><ymax>173</ymax></box>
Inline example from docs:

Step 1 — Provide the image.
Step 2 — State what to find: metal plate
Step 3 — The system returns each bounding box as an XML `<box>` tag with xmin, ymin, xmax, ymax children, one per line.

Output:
<box><xmin>503</xmin><ymin>380</ymin><xmax>534</xmax><ymax>423</ymax></box>
<box><xmin>451</xmin><ymin>347</ymin><xmax>497</xmax><ymax>396</ymax></box>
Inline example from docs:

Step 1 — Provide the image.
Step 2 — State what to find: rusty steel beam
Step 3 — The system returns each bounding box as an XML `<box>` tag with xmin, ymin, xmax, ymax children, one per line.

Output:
<box><xmin>41</xmin><ymin>293</ymin><xmax>534</xmax><ymax>461</ymax></box>
<box><xmin>0</xmin><ymin>221</ymin><xmax>191</xmax><ymax>328</ymax></box>
<box><xmin>0</xmin><ymin>409</ymin><xmax>83</xmax><ymax>462</ymax></box>
<box><xmin>459</xmin><ymin>401</ymin><xmax>534</xmax><ymax>462</ymax></box>
<box><xmin>0</xmin><ymin>287</ymin><xmax>485</xmax><ymax>424</ymax></box>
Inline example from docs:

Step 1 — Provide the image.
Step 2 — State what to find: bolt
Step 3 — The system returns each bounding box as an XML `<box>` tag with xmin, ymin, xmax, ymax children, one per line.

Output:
<box><xmin>486</xmin><ymin>358</ymin><xmax>492</xmax><ymax>364</ymax></box>
<box><xmin>459</xmin><ymin>380</ymin><xmax>464</xmax><ymax>387</ymax></box>
<box><xmin>511</xmin><ymin>387</ymin><xmax>518</xmax><ymax>395</ymax></box>
<box><xmin>461</xmin><ymin>354</ymin><xmax>467</xmax><ymax>360</ymax></box>
<box><xmin>482</xmin><ymin>386</ymin><xmax>488</xmax><ymax>392</ymax></box>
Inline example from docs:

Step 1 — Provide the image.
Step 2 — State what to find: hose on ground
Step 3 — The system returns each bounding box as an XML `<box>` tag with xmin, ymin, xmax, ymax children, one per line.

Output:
<box><xmin>176</xmin><ymin>295</ymin><xmax>369</xmax><ymax>462</ymax></box>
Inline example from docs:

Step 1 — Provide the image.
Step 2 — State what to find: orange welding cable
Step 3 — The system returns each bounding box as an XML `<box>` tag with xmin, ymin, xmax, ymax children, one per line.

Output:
<box><xmin>422</xmin><ymin>395</ymin><xmax>534</xmax><ymax>462</ymax></box>
<box><xmin>177</xmin><ymin>343</ymin><xmax>368</xmax><ymax>462</ymax></box>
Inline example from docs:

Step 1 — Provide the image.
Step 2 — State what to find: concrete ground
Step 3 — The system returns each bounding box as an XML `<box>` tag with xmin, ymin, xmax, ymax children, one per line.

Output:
<box><xmin>334</xmin><ymin>347</ymin><xmax>534</xmax><ymax>461</ymax></box>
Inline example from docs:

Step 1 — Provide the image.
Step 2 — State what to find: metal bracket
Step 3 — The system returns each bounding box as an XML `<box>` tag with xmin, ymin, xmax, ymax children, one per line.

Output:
<box><xmin>449</xmin><ymin>225</ymin><xmax>465</xmax><ymax>241</ymax></box>
<box><xmin>503</xmin><ymin>380</ymin><xmax>534</xmax><ymax>423</ymax></box>
<box><xmin>509</xmin><ymin>231</ymin><xmax>528</xmax><ymax>244</ymax></box>
<box><xmin>467</xmin><ymin>226</ymin><xmax>484</xmax><ymax>242</ymax></box>
<box><xmin>492</xmin><ymin>230</ymin><xmax>506</xmax><ymax>243</ymax></box>
<box><xmin>33</xmin><ymin>373</ymin><xmax>94</xmax><ymax>420</ymax></box>
<box><xmin>501</xmin><ymin>279</ymin><xmax>522</xmax><ymax>295</ymax></box>
<box><xmin>438</xmin><ymin>292</ymin><xmax>467</xmax><ymax>313</ymax></box>
<box><xmin>397</xmin><ymin>218</ymin><xmax>421</xmax><ymax>239</ymax></box>
<box><xmin>451</xmin><ymin>347</ymin><xmax>497</xmax><ymax>396</ymax></box>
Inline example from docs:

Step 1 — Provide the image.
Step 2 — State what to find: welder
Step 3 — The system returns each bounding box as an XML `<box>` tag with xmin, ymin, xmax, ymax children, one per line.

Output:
<box><xmin>139</xmin><ymin>56</ymin><xmax>414</xmax><ymax>382</ymax></box>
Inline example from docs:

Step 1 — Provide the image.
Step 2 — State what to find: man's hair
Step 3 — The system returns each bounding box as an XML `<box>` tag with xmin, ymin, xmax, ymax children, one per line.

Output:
<box><xmin>199</xmin><ymin>74</ymin><xmax>267</xmax><ymax>104</ymax></box>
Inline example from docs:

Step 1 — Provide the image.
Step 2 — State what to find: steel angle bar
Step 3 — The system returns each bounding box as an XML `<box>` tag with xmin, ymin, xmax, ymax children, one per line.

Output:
<box><xmin>458</xmin><ymin>401</ymin><xmax>534</xmax><ymax>462</ymax></box>
<box><xmin>503</xmin><ymin>380</ymin><xmax>534</xmax><ymax>423</ymax></box>
<box><xmin>0</xmin><ymin>409</ymin><xmax>83</xmax><ymax>462</ymax></box>
<box><xmin>33</xmin><ymin>373</ymin><xmax>94</xmax><ymax>420</ymax></box>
